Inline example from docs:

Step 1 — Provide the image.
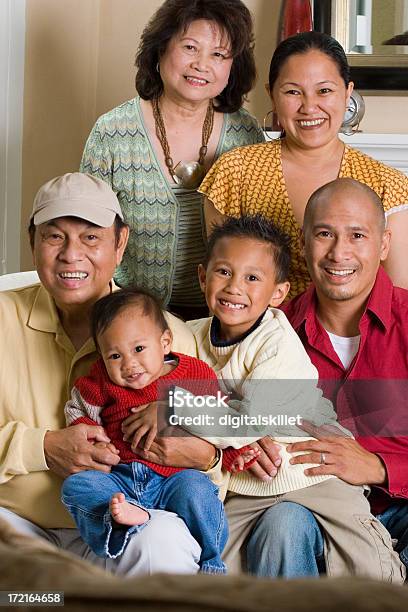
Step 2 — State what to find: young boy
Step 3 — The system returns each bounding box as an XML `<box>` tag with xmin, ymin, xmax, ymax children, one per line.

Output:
<box><xmin>62</xmin><ymin>288</ymin><xmax>242</xmax><ymax>574</ymax></box>
<box><xmin>180</xmin><ymin>215</ymin><xmax>403</xmax><ymax>581</ymax></box>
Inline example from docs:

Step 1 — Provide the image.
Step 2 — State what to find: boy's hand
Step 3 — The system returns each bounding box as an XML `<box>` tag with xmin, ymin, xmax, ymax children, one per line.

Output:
<box><xmin>247</xmin><ymin>437</ymin><xmax>282</xmax><ymax>481</ymax></box>
<box><xmin>127</xmin><ymin>403</ymin><xmax>159</xmax><ymax>452</ymax></box>
<box><xmin>230</xmin><ymin>447</ymin><xmax>261</xmax><ymax>472</ymax></box>
<box><xmin>122</xmin><ymin>401</ymin><xmax>167</xmax><ymax>445</ymax></box>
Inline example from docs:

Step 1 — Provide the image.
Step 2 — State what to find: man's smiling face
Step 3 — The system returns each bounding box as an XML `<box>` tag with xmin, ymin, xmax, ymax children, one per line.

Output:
<box><xmin>302</xmin><ymin>183</ymin><xmax>390</xmax><ymax>306</ymax></box>
<box><xmin>33</xmin><ymin>216</ymin><xmax>127</xmax><ymax>311</ymax></box>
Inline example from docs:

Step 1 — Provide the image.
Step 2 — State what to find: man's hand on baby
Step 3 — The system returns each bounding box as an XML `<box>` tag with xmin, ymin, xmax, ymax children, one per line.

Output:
<box><xmin>122</xmin><ymin>402</ymin><xmax>217</xmax><ymax>469</ymax></box>
<box><xmin>134</xmin><ymin>435</ymin><xmax>216</xmax><ymax>470</ymax></box>
<box><xmin>230</xmin><ymin>447</ymin><xmax>261</xmax><ymax>472</ymax></box>
<box><xmin>44</xmin><ymin>424</ymin><xmax>120</xmax><ymax>479</ymax></box>
<box><xmin>93</xmin><ymin>441</ymin><xmax>120</xmax><ymax>455</ymax></box>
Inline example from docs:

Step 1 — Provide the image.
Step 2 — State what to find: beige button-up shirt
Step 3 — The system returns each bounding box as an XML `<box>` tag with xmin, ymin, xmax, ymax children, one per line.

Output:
<box><xmin>0</xmin><ymin>283</ymin><xmax>198</xmax><ymax>528</ymax></box>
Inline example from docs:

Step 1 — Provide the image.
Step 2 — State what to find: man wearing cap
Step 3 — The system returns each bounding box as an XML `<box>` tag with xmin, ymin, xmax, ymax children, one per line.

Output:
<box><xmin>0</xmin><ymin>172</ymin><xmax>216</xmax><ymax>575</ymax></box>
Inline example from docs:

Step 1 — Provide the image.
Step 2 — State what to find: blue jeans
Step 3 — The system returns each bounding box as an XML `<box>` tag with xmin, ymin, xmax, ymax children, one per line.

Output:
<box><xmin>246</xmin><ymin>502</ymin><xmax>325</xmax><ymax>578</ymax></box>
<box><xmin>246</xmin><ymin>500</ymin><xmax>408</xmax><ymax>578</ymax></box>
<box><xmin>62</xmin><ymin>463</ymin><xmax>227</xmax><ymax>574</ymax></box>
<box><xmin>377</xmin><ymin>501</ymin><xmax>408</xmax><ymax>568</ymax></box>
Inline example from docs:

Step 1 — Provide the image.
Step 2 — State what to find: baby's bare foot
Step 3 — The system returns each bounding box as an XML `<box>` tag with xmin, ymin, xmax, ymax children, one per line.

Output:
<box><xmin>109</xmin><ymin>493</ymin><xmax>149</xmax><ymax>526</ymax></box>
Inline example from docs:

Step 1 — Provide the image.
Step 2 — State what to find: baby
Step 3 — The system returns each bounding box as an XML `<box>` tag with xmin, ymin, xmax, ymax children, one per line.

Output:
<box><xmin>62</xmin><ymin>288</ymin><xmax>239</xmax><ymax>574</ymax></box>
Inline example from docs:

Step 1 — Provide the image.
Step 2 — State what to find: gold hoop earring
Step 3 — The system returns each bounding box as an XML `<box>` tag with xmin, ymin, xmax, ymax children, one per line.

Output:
<box><xmin>263</xmin><ymin>110</ymin><xmax>279</xmax><ymax>141</ymax></box>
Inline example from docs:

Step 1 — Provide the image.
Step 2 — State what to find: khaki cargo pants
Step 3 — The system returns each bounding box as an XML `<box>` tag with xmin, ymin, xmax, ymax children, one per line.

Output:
<box><xmin>223</xmin><ymin>478</ymin><xmax>406</xmax><ymax>582</ymax></box>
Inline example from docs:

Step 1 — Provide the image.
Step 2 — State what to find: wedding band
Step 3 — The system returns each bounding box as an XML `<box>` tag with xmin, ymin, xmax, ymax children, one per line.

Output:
<box><xmin>320</xmin><ymin>452</ymin><xmax>326</xmax><ymax>465</ymax></box>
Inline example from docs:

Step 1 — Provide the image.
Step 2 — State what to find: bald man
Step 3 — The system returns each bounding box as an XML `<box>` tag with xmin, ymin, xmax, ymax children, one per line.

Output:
<box><xmin>245</xmin><ymin>178</ymin><xmax>408</xmax><ymax>578</ymax></box>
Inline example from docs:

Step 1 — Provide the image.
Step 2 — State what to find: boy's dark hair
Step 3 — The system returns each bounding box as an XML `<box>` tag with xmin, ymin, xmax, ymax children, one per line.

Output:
<box><xmin>206</xmin><ymin>215</ymin><xmax>291</xmax><ymax>282</ymax></box>
<box><xmin>91</xmin><ymin>287</ymin><xmax>169</xmax><ymax>349</ymax></box>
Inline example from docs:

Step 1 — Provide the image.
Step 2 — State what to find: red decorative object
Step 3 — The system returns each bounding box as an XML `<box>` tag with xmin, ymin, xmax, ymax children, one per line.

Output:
<box><xmin>270</xmin><ymin>0</ymin><xmax>313</xmax><ymax>131</ymax></box>
<box><xmin>279</xmin><ymin>0</ymin><xmax>313</xmax><ymax>40</ymax></box>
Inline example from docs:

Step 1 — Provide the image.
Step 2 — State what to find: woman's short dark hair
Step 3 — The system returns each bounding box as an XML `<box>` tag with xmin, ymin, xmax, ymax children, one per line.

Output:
<box><xmin>268</xmin><ymin>31</ymin><xmax>350</xmax><ymax>92</ymax></box>
<box><xmin>136</xmin><ymin>0</ymin><xmax>256</xmax><ymax>113</ymax></box>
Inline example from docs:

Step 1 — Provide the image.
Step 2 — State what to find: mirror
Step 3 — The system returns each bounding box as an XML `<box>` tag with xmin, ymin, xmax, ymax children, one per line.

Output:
<box><xmin>313</xmin><ymin>0</ymin><xmax>408</xmax><ymax>91</ymax></box>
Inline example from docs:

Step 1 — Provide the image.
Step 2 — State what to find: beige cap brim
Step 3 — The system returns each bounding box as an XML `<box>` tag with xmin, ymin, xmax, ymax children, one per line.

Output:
<box><xmin>32</xmin><ymin>197</ymin><xmax>122</xmax><ymax>227</ymax></box>
<box><xmin>31</xmin><ymin>173</ymin><xmax>124</xmax><ymax>227</ymax></box>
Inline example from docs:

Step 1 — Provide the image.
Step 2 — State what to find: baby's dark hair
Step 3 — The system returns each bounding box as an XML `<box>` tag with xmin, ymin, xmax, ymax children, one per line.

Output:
<box><xmin>91</xmin><ymin>287</ymin><xmax>169</xmax><ymax>349</ymax></box>
<box><xmin>206</xmin><ymin>215</ymin><xmax>291</xmax><ymax>282</ymax></box>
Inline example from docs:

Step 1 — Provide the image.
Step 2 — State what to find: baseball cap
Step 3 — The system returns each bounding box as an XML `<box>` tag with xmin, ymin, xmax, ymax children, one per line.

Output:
<box><xmin>31</xmin><ymin>173</ymin><xmax>124</xmax><ymax>227</ymax></box>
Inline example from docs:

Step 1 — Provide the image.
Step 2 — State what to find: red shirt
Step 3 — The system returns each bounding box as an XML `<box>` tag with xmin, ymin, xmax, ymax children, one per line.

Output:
<box><xmin>70</xmin><ymin>352</ymin><xmax>248</xmax><ymax>475</ymax></box>
<box><xmin>283</xmin><ymin>268</ymin><xmax>408</xmax><ymax>513</ymax></box>
<box><xmin>71</xmin><ymin>353</ymin><xmax>221</xmax><ymax>477</ymax></box>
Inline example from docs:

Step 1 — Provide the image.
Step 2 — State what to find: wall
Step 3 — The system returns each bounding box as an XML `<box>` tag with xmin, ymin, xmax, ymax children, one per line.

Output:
<box><xmin>1</xmin><ymin>0</ymin><xmax>26</xmax><ymax>274</ymax></box>
<box><xmin>20</xmin><ymin>0</ymin><xmax>408</xmax><ymax>269</ymax></box>
<box><xmin>22</xmin><ymin>0</ymin><xmax>100</xmax><ymax>268</ymax></box>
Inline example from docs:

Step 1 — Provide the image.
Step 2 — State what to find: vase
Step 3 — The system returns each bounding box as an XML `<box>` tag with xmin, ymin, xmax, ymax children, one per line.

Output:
<box><xmin>279</xmin><ymin>0</ymin><xmax>313</xmax><ymax>40</ymax></box>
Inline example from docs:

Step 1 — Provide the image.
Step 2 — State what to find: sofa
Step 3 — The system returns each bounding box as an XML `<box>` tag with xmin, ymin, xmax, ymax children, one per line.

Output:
<box><xmin>1</xmin><ymin>517</ymin><xmax>407</xmax><ymax>612</ymax></box>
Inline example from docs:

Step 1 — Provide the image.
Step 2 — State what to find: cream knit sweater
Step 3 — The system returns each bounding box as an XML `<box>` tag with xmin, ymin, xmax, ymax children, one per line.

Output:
<box><xmin>185</xmin><ymin>310</ymin><xmax>348</xmax><ymax>497</ymax></box>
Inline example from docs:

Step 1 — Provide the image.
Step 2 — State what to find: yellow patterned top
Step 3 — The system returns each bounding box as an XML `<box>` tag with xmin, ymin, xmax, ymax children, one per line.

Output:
<box><xmin>199</xmin><ymin>139</ymin><xmax>408</xmax><ymax>299</ymax></box>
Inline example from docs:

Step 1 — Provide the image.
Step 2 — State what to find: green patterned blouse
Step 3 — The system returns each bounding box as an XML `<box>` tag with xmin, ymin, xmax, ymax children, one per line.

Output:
<box><xmin>80</xmin><ymin>96</ymin><xmax>264</xmax><ymax>307</ymax></box>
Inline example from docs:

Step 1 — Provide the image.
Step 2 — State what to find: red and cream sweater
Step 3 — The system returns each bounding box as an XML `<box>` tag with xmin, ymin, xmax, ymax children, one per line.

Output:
<box><xmin>65</xmin><ymin>352</ymin><xmax>244</xmax><ymax>476</ymax></box>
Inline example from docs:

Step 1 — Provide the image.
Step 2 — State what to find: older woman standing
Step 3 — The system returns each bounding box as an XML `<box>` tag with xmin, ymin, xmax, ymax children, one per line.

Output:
<box><xmin>81</xmin><ymin>0</ymin><xmax>263</xmax><ymax>318</ymax></box>
<box><xmin>202</xmin><ymin>31</ymin><xmax>408</xmax><ymax>299</ymax></box>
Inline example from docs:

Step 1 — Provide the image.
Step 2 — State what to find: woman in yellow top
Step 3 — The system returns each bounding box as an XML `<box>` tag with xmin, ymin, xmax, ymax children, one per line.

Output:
<box><xmin>200</xmin><ymin>31</ymin><xmax>408</xmax><ymax>299</ymax></box>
